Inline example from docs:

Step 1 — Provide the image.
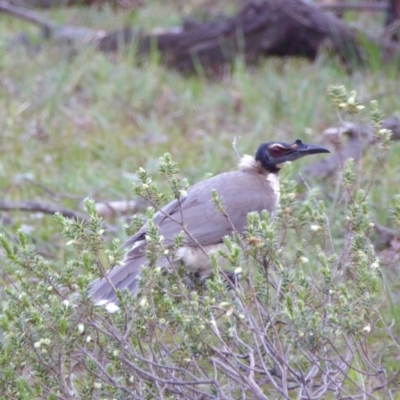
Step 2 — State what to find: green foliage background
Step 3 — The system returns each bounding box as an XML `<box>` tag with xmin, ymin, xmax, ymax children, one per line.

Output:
<box><xmin>0</xmin><ymin>1</ymin><xmax>400</xmax><ymax>398</ymax></box>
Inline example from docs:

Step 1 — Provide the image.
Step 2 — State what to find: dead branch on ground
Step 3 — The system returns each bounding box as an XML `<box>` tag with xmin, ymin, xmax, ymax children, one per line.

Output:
<box><xmin>2</xmin><ymin>0</ymin><xmax>400</xmax><ymax>72</ymax></box>
<box><xmin>0</xmin><ymin>200</ymin><xmax>122</xmax><ymax>233</ymax></box>
<box><xmin>0</xmin><ymin>200</ymin><xmax>88</xmax><ymax>220</ymax></box>
<box><xmin>4</xmin><ymin>0</ymin><xmax>141</xmax><ymax>9</ymax></box>
<box><xmin>0</xmin><ymin>0</ymin><xmax>105</xmax><ymax>42</ymax></box>
<box><xmin>300</xmin><ymin>116</ymin><xmax>400</xmax><ymax>180</ymax></box>
<box><xmin>300</xmin><ymin>116</ymin><xmax>400</xmax><ymax>249</ymax></box>
<box><xmin>95</xmin><ymin>200</ymin><xmax>145</xmax><ymax>218</ymax></box>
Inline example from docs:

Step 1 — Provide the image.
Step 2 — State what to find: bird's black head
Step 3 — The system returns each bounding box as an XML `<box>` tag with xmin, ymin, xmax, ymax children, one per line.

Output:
<box><xmin>255</xmin><ymin>139</ymin><xmax>330</xmax><ymax>173</ymax></box>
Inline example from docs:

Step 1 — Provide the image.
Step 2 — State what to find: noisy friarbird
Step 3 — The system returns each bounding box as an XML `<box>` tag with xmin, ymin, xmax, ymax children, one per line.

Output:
<box><xmin>89</xmin><ymin>139</ymin><xmax>329</xmax><ymax>312</ymax></box>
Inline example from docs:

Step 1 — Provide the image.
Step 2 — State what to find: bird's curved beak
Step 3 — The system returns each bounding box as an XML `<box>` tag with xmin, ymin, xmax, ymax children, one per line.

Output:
<box><xmin>295</xmin><ymin>140</ymin><xmax>330</xmax><ymax>156</ymax></box>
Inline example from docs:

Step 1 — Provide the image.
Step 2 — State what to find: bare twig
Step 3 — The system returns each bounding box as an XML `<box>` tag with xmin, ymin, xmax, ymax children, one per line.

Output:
<box><xmin>320</xmin><ymin>2</ymin><xmax>387</xmax><ymax>12</ymax></box>
<box><xmin>95</xmin><ymin>200</ymin><xmax>146</xmax><ymax>218</ymax></box>
<box><xmin>0</xmin><ymin>200</ymin><xmax>118</xmax><ymax>233</ymax></box>
<box><xmin>0</xmin><ymin>200</ymin><xmax>86</xmax><ymax>220</ymax></box>
<box><xmin>0</xmin><ymin>0</ymin><xmax>105</xmax><ymax>43</ymax></box>
<box><xmin>0</xmin><ymin>0</ymin><xmax>56</xmax><ymax>35</ymax></box>
<box><xmin>232</xmin><ymin>136</ymin><xmax>242</xmax><ymax>161</ymax></box>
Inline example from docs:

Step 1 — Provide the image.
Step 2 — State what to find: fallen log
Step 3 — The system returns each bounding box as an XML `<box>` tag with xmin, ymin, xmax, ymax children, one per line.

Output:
<box><xmin>5</xmin><ymin>0</ymin><xmax>141</xmax><ymax>9</ymax></box>
<box><xmin>3</xmin><ymin>0</ymin><xmax>400</xmax><ymax>72</ymax></box>
<box><xmin>98</xmin><ymin>0</ymin><xmax>400</xmax><ymax>72</ymax></box>
<box><xmin>99</xmin><ymin>0</ymin><xmax>368</xmax><ymax>72</ymax></box>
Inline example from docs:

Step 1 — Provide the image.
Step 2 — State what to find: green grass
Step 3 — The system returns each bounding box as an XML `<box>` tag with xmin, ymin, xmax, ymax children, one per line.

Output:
<box><xmin>1</xmin><ymin>1</ymin><xmax>400</xmax><ymax>386</ymax></box>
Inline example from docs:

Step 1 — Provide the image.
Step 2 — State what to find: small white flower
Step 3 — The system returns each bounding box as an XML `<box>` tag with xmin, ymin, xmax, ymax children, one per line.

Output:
<box><xmin>86</xmin><ymin>336</ymin><xmax>92</xmax><ymax>343</ymax></box>
<box><xmin>234</xmin><ymin>267</ymin><xmax>242</xmax><ymax>275</ymax></box>
<box><xmin>94</xmin><ymin>382</ymin><xmax>102</xmax><ymax>389</ymax></box>
<box><xmin>105</xmin><ymin>303</ymin><xmax>120</xmax><ymax>313</ymax></box>
<box><xmin>370</xmin><ymin>262</ymin><xmax>379</xmax><ymax>270</ymax></box>
<box><xmin>62</xmin><ymin>299</ymin><xmax>70</xmax><ymax>307</ymax></box>
<box><xmin>18</xmin><ymin>293</ymin><xmax>27</xmax><ymax>300</ymax></box>
<box><xmin>225</xmin><ymin>308</ymin><xmax>233</xmax><ymax>318</ymax></box>
<box><xmin>287</xmin><ymin>192</ymin><xmax>296</xmax><ymax>199</ymax></box>
<box><xmin>300</xmin><ymin>256</ymin><xmax>309</xmax><ymax>264</ymax></box>
<box><xmin>179</xmin><ymin>190</ymin><xmax>188</xmax><ymax>198</ymax></box>
<box><xmin>34</xmin><ymin>341</ymin><xmax>41</xmax><ymax>348</ymax></box>
<box><xmin>77</xmin><ymin>323</ymin><xmax>85</xmax><ymax>334</ymax></box>
<box><xmin>362</xmin><ymin>324</ymin><xmax>371</xmax><ymax>333</ymax></box>
<box><xmin>347</xmin><ymin>96</ymin><xmax>355</xmax><ymax>105</ymax></box>
<box><xmin>310</xmin><ymin>225</ymin><xmax>321</xmax><ymax>232</ymax></box>
<box><xmin>139</xmin><ymin>297</ymin><xmax>148</xmax><ymax>307</ymax></box>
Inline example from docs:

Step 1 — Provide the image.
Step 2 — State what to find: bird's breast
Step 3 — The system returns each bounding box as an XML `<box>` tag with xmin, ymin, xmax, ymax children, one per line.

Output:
<box><xmin>175</xmin><ymin>243</ymin><xmax>228</xmax><ymax>278</ymax></box>
<box><xmin>266</xmin><ymin>173</ymin><xmax>280</xmax><ymax>218</ymax></box>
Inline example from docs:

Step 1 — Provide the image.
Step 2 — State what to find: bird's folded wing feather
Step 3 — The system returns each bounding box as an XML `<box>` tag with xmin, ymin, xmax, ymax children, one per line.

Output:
<box><xmin>124</xmin><ymin>170</ymin><xmax>277</xmax><ymax>255</ymax></box>
<box><xmin>89</xmin><ymin>170</ymin><xmax>278</xmax><ymax>304</ymax></box>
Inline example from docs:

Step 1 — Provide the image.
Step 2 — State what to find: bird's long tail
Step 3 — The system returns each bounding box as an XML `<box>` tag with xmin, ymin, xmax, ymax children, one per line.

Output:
<box><xmin>88</xmin><ymin>256</ymin><xmax>146</xmax><ymax>312</ymax></box>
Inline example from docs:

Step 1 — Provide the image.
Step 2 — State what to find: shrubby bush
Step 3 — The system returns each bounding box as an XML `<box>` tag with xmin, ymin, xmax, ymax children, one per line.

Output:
<box><xmin>0</xmin><ymin>87</ymin><xmax>397</xmax><ymax>399</ymax></box>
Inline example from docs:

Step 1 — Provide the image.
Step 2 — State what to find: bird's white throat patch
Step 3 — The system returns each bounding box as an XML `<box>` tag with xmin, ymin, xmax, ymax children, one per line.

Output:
<box><xmin>267</xmin><ymin>173</ymin><xmax>280</xmax><ymax>196</ymax></box>
<box><xmin>238</xmin><ymin>154</ymin><xmax>259</xmax><ymax>171</ymax></box>
<box><xmin>267</xmin><ymin>173</ymin><xmax>280</xmax><ymax>219</ymax></box>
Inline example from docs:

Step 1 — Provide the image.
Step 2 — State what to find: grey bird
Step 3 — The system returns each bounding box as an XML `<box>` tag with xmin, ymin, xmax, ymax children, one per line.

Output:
<box><xmin>89</xmin><ymin>139</ymin><xmax>329</xmax><ymax>312</ymax></box>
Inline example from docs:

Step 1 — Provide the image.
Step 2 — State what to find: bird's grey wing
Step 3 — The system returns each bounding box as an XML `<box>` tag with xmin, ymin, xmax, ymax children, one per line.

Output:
<box><xmin>122</xmin><ymin>197</ymin><xmax>182</xmax><ymax>249</ymax></box>
<box><xmin>89</xmin><ymin>198</ymin><xmax>186</xmax><ymax>305</ymax></box>
<box><xmin>154</xmin><ymin>170</ymin><xmax>278</xmax><ymax>247</ymax></box>
<box><xmin>89</xmin><ymin>171</ymin><xmax>277</xmax><ymax>305</ymax></box>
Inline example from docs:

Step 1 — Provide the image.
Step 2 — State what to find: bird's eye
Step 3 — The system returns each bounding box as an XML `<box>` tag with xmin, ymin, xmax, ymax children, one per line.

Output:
<box><xmin>268</xmin><ymin>145</ymin><xmax>289</xmax><ymax>157</ymax></box>
<box><xmin>269</xmin><ymin>147</ymin><xmax>284</xmax><ymax>156</ymax></box>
